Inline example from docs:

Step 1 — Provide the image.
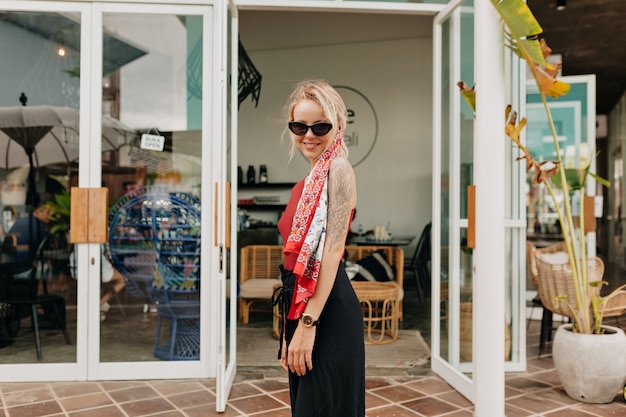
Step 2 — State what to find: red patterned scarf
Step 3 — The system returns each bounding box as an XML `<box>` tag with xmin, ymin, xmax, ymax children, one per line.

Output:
<box><xmin>284</xmin><ymin>133</ymin><xmax>343</xmax><ymax>319</ymax></box>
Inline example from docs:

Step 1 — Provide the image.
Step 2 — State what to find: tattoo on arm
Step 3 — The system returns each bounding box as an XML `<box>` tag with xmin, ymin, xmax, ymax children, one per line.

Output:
<box><xmin>326</xmin><ymin>161</ymin><xmax>354</xmax><ymax>250</ymax></box>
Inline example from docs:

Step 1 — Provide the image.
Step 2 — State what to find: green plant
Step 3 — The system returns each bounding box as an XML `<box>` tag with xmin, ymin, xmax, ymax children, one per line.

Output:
<box><xmin>459</xmin><ymin>0</ymin><xmax>616</xmax><ymax>334</ymax></box>
<box><xmin>45</xmin><ymin>189</ymin><xmax>71</xmax><ymax>234</ymax></box>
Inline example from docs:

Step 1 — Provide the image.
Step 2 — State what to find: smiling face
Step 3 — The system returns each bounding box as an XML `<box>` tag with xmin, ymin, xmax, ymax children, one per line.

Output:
<box><xmin>291</xmin><ymin>99</ymin><xmax>334</xmax><ymax>167</ymax></box>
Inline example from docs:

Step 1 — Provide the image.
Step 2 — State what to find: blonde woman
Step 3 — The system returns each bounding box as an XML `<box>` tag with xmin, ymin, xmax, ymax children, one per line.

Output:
<box><xmin>275</xmin><ymin>80</ymin><xmax>364</xmax><ymax>416</ymax></box>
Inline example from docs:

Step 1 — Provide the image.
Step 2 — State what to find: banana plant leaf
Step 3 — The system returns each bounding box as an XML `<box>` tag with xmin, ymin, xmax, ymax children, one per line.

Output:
<box><xmin>491</xmin><ymin>0</ymin><xmax>570</xmax><ymax>98</ymax></box>
<box><xmin>550</xmin><ymin>164</ymin><xmax>611</xmax><ymax>191</ymax></box>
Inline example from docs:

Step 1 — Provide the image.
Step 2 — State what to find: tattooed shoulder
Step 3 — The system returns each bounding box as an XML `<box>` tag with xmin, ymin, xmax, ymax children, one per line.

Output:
<box><xmin>326</xmin><ymin>158</ymin><xmax>356</xmax><ymax>249</ymax></box>
<box><xmin>328</xmin><ymin>158</ymin><xmax>356</xmax><ymax>204</ymax></box>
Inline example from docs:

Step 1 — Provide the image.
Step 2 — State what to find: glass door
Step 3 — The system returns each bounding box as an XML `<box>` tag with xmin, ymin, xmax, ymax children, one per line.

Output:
<box><xmin>216</xmin><ymin>0</ymin><xmax>238</xmax><ymax>411</ymax></box>
<box><xmin>89</xmin><ymin>2</ymin><xmax>217</xmax><ymax>380</ymax></box>
<box><xmin>0</xmin><ymin>0</ymin><xmax>89</xmax><ymax>381</ymax></box>
<box><xmin>432</xmin><ymin>0</ymin><xmax>528</xmax><ymax>402</ymax></box>
<box><xmin>431</xmin><ymin>0</ymin><xmax>474</xmax><ymax>401</ymax></box>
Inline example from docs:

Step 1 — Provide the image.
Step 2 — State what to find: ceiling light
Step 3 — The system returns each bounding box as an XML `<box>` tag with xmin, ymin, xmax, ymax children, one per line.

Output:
<box><xmin>57</xmin><ymin>46</ymin><xmax>66</xmax><ymax>57</ymax></box>
<box><xmin>556</xmin><ymin>0</ymin><xmax>567</xmax><ymax>11</ymax></box>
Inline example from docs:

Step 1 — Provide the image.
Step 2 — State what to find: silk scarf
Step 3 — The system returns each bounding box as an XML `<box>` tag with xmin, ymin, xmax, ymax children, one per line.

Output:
<box><xmin>284</xmin><ymin>132</ymin><xmax>343</xmax><ymax>319</ymax></box>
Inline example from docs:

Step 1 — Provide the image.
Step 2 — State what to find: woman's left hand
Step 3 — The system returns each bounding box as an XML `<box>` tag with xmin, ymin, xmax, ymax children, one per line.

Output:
<box><xmin>286</xmin><ymin>324</ymin><xmax>316</xmax><ymax>376</ymax></box>
<box><xmin>279</xmin><ymin>338</ymin><xmax>288</xmax><ymax>371</ymax></box>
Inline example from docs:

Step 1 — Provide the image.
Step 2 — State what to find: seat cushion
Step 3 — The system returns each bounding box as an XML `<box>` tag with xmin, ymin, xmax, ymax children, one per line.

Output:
<box><xmin>240</xmin><ymin>278</ymin><xmax>282</xmax><ymax>299</ymax></box>
<box><xmin>540</xmin><ymin>251</ymin><xmax>569</xmax><ymax>265</ymax></box>
<box><xmin>352</xmin><ymin>250</ymin><xmax>395</xmax><ymax>282</ymax></box>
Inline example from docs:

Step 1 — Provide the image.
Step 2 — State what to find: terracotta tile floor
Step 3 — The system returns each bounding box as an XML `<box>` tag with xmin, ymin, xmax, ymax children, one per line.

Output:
<box><xmin>2</xmin><ymin>269</ymin><xmax>626</xmax><ymax>417</ymax></box>
<box><xmin>1</xmin><ymin>318</ymin><xmax>625</xmax><ymax>416</ymax></box>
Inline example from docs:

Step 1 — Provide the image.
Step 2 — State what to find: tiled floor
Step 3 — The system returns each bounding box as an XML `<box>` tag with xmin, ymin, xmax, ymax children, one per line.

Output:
<box><xmin>2</xmin><ymin>267</ymin><xmax>626</xmax><ymax>416</ymax></box>
<box><xmin>2</xmin><ymin>319</ymin><xmax>626</xmax><ymax>416</ymax></box>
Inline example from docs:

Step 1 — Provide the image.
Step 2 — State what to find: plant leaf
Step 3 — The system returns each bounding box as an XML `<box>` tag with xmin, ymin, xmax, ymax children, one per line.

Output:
<box><xmin>490</xmin><ymin>0</ymin><xmax>546</xmax><ymax>66</ymax></box>
<box><xmin>530</xmin><ymin>63</ymin><xmax>571</xmax><ymax>98</ymax></box>
<box><xmin>533</xmin><ymin>160</ymin><xmax>559</xmax><ymax>184</ymax></box>
<box><xmin>457</xmin><ymin>81</ymin><xmax>476</xmax><ymax>113</ymax></box>
<box><xmin>491</xmin><ymin>0</ymin><xmax>570</xmax><ymax>98</ymax></box>
<box><xmin>589</xmin><ymin>172</ymin><xmax>611</xmax><ymax>188</ymax></box>
<box><xmin>550</xmin><ymin>168</ymin><xmax>584</xmax><ymax>190</ymax></box>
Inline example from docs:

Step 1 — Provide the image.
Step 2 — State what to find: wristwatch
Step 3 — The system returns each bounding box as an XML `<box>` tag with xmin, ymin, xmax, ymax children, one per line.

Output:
<box><xmin>301</xmin><ymin>313</ymin><xmax>320</xmax><ymax>327</ymax></box>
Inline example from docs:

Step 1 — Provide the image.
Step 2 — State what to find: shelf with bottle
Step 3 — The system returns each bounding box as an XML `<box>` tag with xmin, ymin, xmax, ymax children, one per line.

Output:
<box><xmin>237</xmin><ymin>181</ymin><xmax>295</xmax><ymax>213</ymax></box>
<box><xmin>237</xmin><ymin>182</ymin><xmax>296</xmax><ymax>190</ymax></box>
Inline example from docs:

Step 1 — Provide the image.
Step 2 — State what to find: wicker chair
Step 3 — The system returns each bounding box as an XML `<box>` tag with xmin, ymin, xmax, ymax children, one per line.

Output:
<box><xmin>532</xmin><ymin>241</ymin><xmax>626</xmax><ymax>331</ymax></box>
<box><xmin>239</xmin><ymin>245</ymin><xmax>283</xmax><ymax>325</ymax></box>
<box><xmin>240</xmin><ymin>245</ymin><xmax>405</xmax><ymax>340</ymax></box>
<box><xmin>527</xmin><ymin>241</ymin><xmax>567</xmax><ymax>340</ymax></box>
<box><xmin>345</xmin><ymin>246</ymin><xmax>404</xmax><ymax>344</ymax></box>
<box><xmin>601</xmin><ymin>288</ymin><xmax>626</xmax><ymax>326</ymax></box>
<box><xmin>527</xmin><ymin>241</ymin><xmax>567</xmax><ymax>288</ymax></box>
<box><xmin>343</xmin><ymin>246</ymin><xmax>404</xmax><ymax>289</ymax></box>
<box><xmin>534</xmin><ymin>249</ymin><xmax>604</xmax><ymax>319</ymax></box>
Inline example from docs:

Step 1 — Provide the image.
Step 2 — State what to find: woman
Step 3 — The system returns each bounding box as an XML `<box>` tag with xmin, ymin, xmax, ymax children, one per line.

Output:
<box><xmin>276</xmin><ymin>80</ymin><xmax>365</xmax><ymax>416</ymax></box>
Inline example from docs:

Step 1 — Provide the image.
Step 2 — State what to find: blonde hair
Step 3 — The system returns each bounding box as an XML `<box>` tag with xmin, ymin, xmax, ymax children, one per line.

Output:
<box><xmin>284</xmin><ymin>80</ymin><xmax>349</xmax><ymax>160</ymax></box>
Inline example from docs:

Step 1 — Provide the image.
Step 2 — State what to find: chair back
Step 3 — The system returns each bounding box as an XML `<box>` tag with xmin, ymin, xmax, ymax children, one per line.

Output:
<box><xmin>411</xmin><ymin>222</ymin><xmax>431</xmax><ymax>269</ymax></box>
<box><xmin>601</xmin><ymin>288</ymin><xmax>626</xmax><ymax>318</ymax></box>
<box><xmin>239</xmin><ymin>245</ymin><xmax>284</xmax><ymax>285</ymax></box>
<box><xmin>107</xmin><ymin>185</ymin><xmax>201</xmax><ymax>303</ymax></box>
<box><xmin>527</xmin><ymin>241</ymin><xmax>568</xmax><ymax>288</ymax></box>
<box><xmin>534</xmin><ymin>250</ymin><xmax>603</xmax><ymax>318</ymax></box>
<box><xmin>344</xmin><ymin>245</ymin><xmax>404</xmax><ymax>288</ymax></box>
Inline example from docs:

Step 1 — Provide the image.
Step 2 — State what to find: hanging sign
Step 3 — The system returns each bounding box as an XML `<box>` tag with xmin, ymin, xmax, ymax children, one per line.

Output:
<box><xmin>141</xmin><ymin>133</ymin><xmax>165</xmax><ymax>151</ymax></box>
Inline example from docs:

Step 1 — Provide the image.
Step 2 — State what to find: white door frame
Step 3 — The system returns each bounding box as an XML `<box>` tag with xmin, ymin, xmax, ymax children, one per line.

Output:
<box><xmin>0</xmin><ymin>0</ymin><xmax>220</xmax><ymax>381</ymax></box>
<box><xmin>0</xmin><ymin>0</ymin><xmax>91</xmax><ymax>382</ymax></box>
<box><xmin>87</xmin><ymin>1</ymin><xmax>219</xmax><ymax>380</ymax></box>
<box><xmin>430</xmin><ymin>0</ymin><xmax>474</xmax><ymax>401</ymax></box>
<box><xmin>216</xmin><ymin>0</ymin><xmax>239</xmax><ymax>411</ymax></box>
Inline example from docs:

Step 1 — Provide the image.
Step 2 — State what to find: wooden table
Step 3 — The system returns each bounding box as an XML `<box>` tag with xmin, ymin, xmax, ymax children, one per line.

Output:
<box><xmin>347</xmin><ymin>235</ymin><xmax>416</xmax><ymax>247</ymax></box>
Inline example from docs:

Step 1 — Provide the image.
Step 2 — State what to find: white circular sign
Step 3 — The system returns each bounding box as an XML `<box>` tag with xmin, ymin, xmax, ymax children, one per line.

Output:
<box><xmin>334</xmin><ymin>86</ymin><xmax>378</xmax><ymax>167</ymax></box>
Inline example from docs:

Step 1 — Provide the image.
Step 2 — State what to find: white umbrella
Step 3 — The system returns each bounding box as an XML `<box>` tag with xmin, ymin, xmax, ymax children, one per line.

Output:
<box><xmin>0</xmin><ymin>105</ymin><xmax>137</xmax><ymax>260</ymax></box>
<box><xmin>0</xmin><ymin>105</ymin><xmax>137</xmax><ymax>171</ymax></box>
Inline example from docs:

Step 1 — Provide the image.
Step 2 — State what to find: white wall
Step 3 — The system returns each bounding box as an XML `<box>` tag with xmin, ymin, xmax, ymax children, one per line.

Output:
<box><xmin>237</xmin><ymin>35</ymin><xmax>433</xmax><ymax>246</ymax></box>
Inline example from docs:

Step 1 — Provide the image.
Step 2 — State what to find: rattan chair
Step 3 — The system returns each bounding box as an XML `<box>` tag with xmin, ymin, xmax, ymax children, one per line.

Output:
<box><xmin>268</xmin><ymin>245</ymin><xmax>405</xmax><ymax>340</ymax></box>
<box><xmin>527</xmin><ymin>241</ymin><xmax>567</xmax><ymax>341</ymax></box>
<box><xmin>534</xmin><ymin>250</ymin><xmax>604</xmax><ymax>319</ymax></box>
<box><xmin>532</xmin><ymin>241</ymin><xmax>626</xmax><ymax>333</ymax></box>
<box><xmin>530</xmin><ymin>241</ymin><xmax>602</xmax><ymax>355</ymax></box>
<box><xmin>239</xmin><ymin>245</ymin><xmax>283</xmax><ymax>325</ymax></box>
<box><xmin>527</xmin><ymin>241</ymin><xmax>567</xmax><ymax>288</ymax></box>
<box><xmin>344</xmin><ymin>245</ymin><xmax>404</xmax><ymax>320</ymax></box>
<box><xmin>601</xmin><ymin>288</ymin><xmax>626</xmax><ymax>327</ymax></box>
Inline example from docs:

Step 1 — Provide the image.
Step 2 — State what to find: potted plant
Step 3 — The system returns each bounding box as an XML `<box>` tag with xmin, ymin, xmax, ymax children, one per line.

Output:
<box><xmin>459</xmin><ymin>0</ymin><xmax>626</xmax><ymax>404</ymax></box>
<box><xmin>45</xmin><ymin>189</ymin><xmax>71</xmax><ymax>235</ymax></box>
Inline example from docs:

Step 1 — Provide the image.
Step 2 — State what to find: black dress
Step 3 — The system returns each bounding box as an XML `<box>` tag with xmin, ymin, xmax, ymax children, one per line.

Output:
<box><xmin>277</xmin><ymin>180</ymin><xmax>365</xmax><ymax>417</ymax></box>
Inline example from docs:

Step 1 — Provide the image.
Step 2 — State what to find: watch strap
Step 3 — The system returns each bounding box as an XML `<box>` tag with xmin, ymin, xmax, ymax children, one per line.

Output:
<box><xmin>301</xmin><ymin>313</ymin><xmax>320</xmax><ymax>327</ymax></box>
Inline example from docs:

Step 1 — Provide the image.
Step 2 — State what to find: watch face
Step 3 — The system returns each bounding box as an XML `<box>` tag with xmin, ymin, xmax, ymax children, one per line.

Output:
<box><xmin>302</xmin><ymin>315</ymin><xmax>313</xmax><ymax>326</ymax></box>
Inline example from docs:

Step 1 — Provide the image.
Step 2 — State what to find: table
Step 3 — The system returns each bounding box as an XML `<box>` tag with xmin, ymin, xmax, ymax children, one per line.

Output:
<box><xmin>351</xmin><ymin>281</ymin><xmax>402</xmax><ymax>345</ymax></box>
<box><xmin>347</xmin><ymin>235</ymin><xmax>416</xmax><ymax>247</ymax></box>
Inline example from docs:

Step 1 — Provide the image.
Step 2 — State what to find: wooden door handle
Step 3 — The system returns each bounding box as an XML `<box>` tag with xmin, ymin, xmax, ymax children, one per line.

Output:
<box><xmin>467</xmin><ymin>185</ymin><xmax>476</xmax><ymax>249</ymax></box>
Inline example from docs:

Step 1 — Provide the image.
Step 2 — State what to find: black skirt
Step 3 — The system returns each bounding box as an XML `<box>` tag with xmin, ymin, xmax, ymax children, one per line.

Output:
<box><xmin>279</xmin><ymin>263</ymin><xmax>365</xmax><ymax>417</ymax></box>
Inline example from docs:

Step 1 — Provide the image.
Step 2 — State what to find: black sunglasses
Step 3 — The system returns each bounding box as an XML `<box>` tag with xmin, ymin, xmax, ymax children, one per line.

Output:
<box><xmin>288</xmin><ymin>121</ymin><xmax>333</xmax><ymax>137</ymax></box>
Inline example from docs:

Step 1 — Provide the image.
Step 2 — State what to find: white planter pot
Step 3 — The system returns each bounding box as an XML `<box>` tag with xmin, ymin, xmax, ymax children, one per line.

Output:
<box><xmin>553</xmin><ymin>323</ymin><xmax>626</xmax><ymax>403</ymax></box>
